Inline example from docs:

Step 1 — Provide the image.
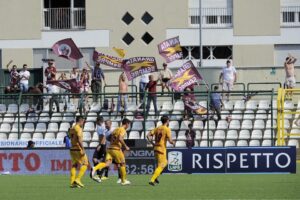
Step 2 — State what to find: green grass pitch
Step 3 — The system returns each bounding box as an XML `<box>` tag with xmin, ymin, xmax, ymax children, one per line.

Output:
<box><xmin>1</xmin><ymin>164</ymin><xmax>300</xmax><ymax>200</ymax></box>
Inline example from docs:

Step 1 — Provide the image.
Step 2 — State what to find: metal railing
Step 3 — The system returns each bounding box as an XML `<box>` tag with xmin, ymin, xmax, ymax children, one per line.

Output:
<box><xmin>43</xmin><ymin>7</ymin><xmax>86</xmax><ymax>30</ymax></box>
<box><xmin>281</xmin><ymin>6</ymin><xmax>300</xmax><ymax>27</ymax></box>
<box><xmin>189</xmin><ymin>8</ymin><xmax>233</xmax><ymax>28</ymax></box>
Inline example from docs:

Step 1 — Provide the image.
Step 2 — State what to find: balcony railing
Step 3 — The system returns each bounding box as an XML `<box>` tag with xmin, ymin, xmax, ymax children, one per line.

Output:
<box><xmin>189</xmin><ymin>8</ymin><xmax>233</xmax><ymax>28</ymax></box>
<box><xmin>281</xmin><ymin>6</ymin><xmax>300</xmax><ymax>27</ymax></box>
<box><xmin>43</xmin><ymin>8</ymin><xmax>86</xmax><ymax>30</ymax></box>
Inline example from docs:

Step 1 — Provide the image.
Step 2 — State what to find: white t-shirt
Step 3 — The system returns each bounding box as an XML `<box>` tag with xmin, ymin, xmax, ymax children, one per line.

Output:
<box><xmin>19</xmin><ymin>70</ymin><xmax>30</xmax><ymax>85</ymax></box>
<box><xmin>221</xmin><ymin>66</ymin><xmax>236</xmax><ymax>82</ymax></box>
<box><xmin>140</xmin><ymin>74</ymin><xmax>149</xmax><ymax>83</ymax></box>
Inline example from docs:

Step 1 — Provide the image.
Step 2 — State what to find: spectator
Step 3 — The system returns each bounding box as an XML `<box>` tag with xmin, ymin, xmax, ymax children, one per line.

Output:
<box><xmin>44</xmin><ymin>59</ymin><xmax>57</xmax><ymax>81</ymax></box>
<box><xmin>182</xmin><ymin>88</ymin><xmax>196</xmax><ymax>119</ymax></box>
<box><xmin>117</xmin><ymin>72</ymin><xmax>128</xmax><ymax>117</ymax></box>
<box><xmin>70</xmin><ymin>67</ymin><xmax>80</xmax><ymax>81</ymax></box>
<box><xmin>139</xmin><ymin>74</ymin><xmax>149</xmax><ymax>103</ymax></box>
<box><xmin>86</xmin><ymin>61</ymin><xmax>106</xmax><ymax>103</ymax></box>
<box><xmin>219</xmin><ymin>60</ymin><xmax>237</xmax><ymax>101</ymax></box>
<box><xmin>79</xmin><ymin>68</ymin><xmax>90</xmax><ymax>115</ymax></box>
<box><xmin>210</xmin><ymin>85</ymin><xmax>224</xmax><ymax>121</ymax></box>
<box><xmin>45</xmin><ymin>59</ymin><xmax>58</xmax><ymax>110</ymax></box>
<box><xmin>19</xmin><ymin>64</ymin><xmax>30</xmax><ymax>93</ymax></box>
<box><xmin>48</xmin><ymin>84</ymin><xmax>60</xmax><ymax>114</ymax></box>
<box><xmin>145</xmin><ymin>75</ymin><xmax>158</xmax><ymax>118</ymax></box>
<box><xmin>185</xmin><ymin>124</ymin><xmax>196</xmax><ymax>148</ymax></box>
<box><xmin>26</xmin><ymin>140</ymin><xmax>35</xmax><ymax>149</ymax></box>
<box><xmin>6</xmin><ymin>60</ymin><xmax>19</xmax><ymax>92</ymax></box>
<box><xmin>284</xmin><ymin>55</ymin><xmax>297</xmax><ymax>100</ymax></box>
<box><xmin>58</xmin><ymin>72</ymin><xmax>67</xmax><ymax>80</ymax></box>
<box><xmin>160</xmin><ymin>63</ymin><xmax>173</xmax><ymax>93</ymax></box>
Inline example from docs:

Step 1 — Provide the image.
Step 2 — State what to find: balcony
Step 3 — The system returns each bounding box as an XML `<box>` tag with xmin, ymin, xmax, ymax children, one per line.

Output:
<box><xmin>189</xmin><ymin>8</ymin><xmax>233</xmax><ymax>28</ymax></box>
<box><xmin>43</xmin><ymin>8</ymin><xmax>86</xmax><ymax>30</ymax></box>
<box><xmin>281</xmin><ymin>6</ymin><xmax>300</xmax><ymax>27</ymax></box>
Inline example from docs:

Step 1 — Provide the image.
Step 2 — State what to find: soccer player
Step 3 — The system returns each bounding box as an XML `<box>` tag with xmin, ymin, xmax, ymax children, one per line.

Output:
<box><xmin>147</xmin><ymin>115</ymin><xmax>175</xmax><ymax>186</ymax></box>
<box><xmin>69</xmin><ymin>116</ymin><xmax>89</xmax><ymax>188</ymax></box>
<box><xmin>91</xmin><ymin>118</ymin><xmax>131</xmax><ymax>186</ymax></box>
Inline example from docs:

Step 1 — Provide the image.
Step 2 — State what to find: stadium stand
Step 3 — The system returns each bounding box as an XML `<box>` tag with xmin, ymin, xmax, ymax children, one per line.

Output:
<box><xmin>0</xmin><ymin>87</ymin><xmax>298</xmax><ymax>152</ymax></box>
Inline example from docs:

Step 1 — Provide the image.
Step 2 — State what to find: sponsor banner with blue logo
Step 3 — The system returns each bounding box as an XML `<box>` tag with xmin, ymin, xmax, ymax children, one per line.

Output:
<box><xmin>166</xmin><ymin>147</ymin><xmax>296</xmax><ymax>174</ymax></box>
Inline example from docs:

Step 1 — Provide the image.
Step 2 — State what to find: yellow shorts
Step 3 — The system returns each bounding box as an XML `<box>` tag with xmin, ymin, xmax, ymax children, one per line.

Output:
<box><xmin>155</xmin><ymin>151</ymin><xmax>167</xmax><ymax>168</ymax></box>
<box><xmin>106</xmin><ymin>149</ymin><xmax>125</xmax><ymax>164</ymax></box>
<box><xmin>70</xmin><ymin>150</ymin><xmax>88</xmax><ymax>165</ymax></box>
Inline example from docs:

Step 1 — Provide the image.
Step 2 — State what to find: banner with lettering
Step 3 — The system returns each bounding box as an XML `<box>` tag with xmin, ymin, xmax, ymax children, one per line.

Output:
<box><xmin>123</xmin><ymin>57</ymin><xmax>157</xmax><ymax>81</ymax></box>
<box><xmin>93</xmin><ymin>51</ymin><xmax>123</xmax><ymax>68</ymax></box>
<box><xmin>47</xmin><ymin>79</ymin><xmax>80</xmax><ymax>93</ymax></box>
<box><xmin>52</xmin><ymin>38</ymin><xmax>83</xmax><ymax>61</ymax></box>
<box><xmin>158</xmin><ymin>36</ymin><xmax>183</xmax><ymax>63</ymax></box>
<box><xmin>170</xmin><ymin>61</ymin><xmax>203</xmax><ymax>91</ymax></box>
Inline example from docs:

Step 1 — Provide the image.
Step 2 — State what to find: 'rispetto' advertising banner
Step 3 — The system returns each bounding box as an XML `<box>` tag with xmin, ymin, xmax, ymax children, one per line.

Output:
<box><xmin>166</xmin><ymin>147</ymin><xmax>296</xmax><ymax>174</ymax></box>
<box><xmin>0</xmin><ymin>147</ymin><xmax>296</xmax><ymax>175</ymax></box>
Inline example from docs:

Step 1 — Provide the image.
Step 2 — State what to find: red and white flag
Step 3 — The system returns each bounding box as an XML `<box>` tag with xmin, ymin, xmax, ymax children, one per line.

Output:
<box><xmin>52</xmin><ymin>38</ymin><xmax>83</xmax><ymax>61</ymax></box>
<box><xmin>47</xmin><ymin>79</ymin><xmax>80</xmax><ymax>93</ymax></box>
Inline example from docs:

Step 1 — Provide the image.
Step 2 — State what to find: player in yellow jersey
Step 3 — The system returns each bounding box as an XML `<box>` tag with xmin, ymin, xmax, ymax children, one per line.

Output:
<box><xmin>147</xmin><ymin>115</ymin><xmax>175</xmax><ymax>186</ymax></box>
<box><xmin>90</xmin><ymin>118</ymin><xmax>131</xmax><ymax>186</ymax></box>
<box><xmin>69</xmin><ymin>116</ymin><xmax>89</xmax><ymax>188</ymax></box>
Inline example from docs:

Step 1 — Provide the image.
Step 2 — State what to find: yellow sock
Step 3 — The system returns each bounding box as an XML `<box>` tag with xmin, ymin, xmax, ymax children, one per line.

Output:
<box><xmin>75</xmin><ymin>165</ymin><xmax>87</xmax><ymax>182</ymax></box>
<box><xmin>94</xmin><ymin>162</ymin><xmax>106</xmax><ymax>171</ymax></box>
<box><xmin>150</xmin><ymin>166</ymin><xmax>163</xmax><ymax>183</ymax></box>
<box><xmin>70</xmin><ymin>167</ymin><xmax>76</xmax><ymax>184</ymax></box>
<box><xmin>120</xmin><ymin>166</ymin><xmax>126</xmax><ymax>182</ymax></box>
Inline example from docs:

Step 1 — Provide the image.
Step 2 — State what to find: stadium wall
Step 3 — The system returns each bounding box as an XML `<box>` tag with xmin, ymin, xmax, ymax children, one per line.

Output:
<box><xmin>233</xmin><ymin>0</ymin><xmax>280</xmax><ymax>36</ymax></box>
<box><xmin>0</xmin><ymin>0</ymin><xmax>41</xmax><ymax>40</ymax></box>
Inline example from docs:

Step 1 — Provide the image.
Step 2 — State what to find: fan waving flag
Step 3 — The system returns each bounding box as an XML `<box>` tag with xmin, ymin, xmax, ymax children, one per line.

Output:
<box><xmin>47</xmin><ymin>79</ymin><xmax>80</xmax><ymax>93</ymax></box>
<box><xmin>170</xmin><ymin>60</ymin><xmax>202</xmax><ymax>91</ymax></box>
<box><xmin>52</xmin><ymin>38</ymin><xmax>83</xmax><ymax>61</ymax></box>
<box><xmin>93</xmin><ymin>51</ymin><xmax>123</xmax><ymax>68</ymax></box>
<box><xmin>123</xmin><ymin>57</ymin><xmax>157</xmax><ymax>81</ymax></box>
<box><xmin>158</xmin><ymin>36</ymin><xmax>183</xmax><ymax>63</ymax></box>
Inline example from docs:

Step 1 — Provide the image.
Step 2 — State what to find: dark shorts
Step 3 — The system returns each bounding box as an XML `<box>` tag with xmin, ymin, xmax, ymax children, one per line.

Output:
<box><xmin>162</xmin><ymin>78</ymin><xmax>170</xmax><ymax>83</ymax></box>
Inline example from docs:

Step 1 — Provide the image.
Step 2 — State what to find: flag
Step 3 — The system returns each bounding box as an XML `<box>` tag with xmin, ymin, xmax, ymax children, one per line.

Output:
<box><xmin>51</xmin><ymin>38</ymin><xmax>83</xmax><ymax>61</ymax></box>
<box><xmin>170</xmin><ymin>60</ymin><xmax>202</xmax><ymax>91</ymax></box>
<box><xmin>123</xmin><ymin>57</ymin><xmax>157</xmax><ymax>81</ymax></box>
<box><xmin>158</xmin><ymin>36</ymin><xmax>183</xmax><ymax>63</ymax></box>
<box><xmin>93</xmin><ymin>51</ymin><xmax>123</xmax><ymax>68</ymax></box>
<box><xmin>113</xmin><ymin>47</ymin><xmax>126</xmax><ymax>58</ymax></box>
<box><xmin>47</xmin><ymin>79</ymin><xmax>80</xmax><ymax>93</ymax></box>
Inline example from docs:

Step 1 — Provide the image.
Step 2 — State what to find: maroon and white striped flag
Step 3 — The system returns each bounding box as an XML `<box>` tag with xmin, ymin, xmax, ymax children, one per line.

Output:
<box><xmin>47</xmin><ymin>79</ymin><xmax>80</xmax><ymax>93</ymax></box>
<box><xmin>158</xmin><ymin>36</ymin><xmax>183</xmax><ymax>63</ymax></box>
<box><xmin>52</xmin><ymin>38</ymin><xmax>83</xmax><ymax>61</ymax></box>
<box><xmin>170</xmin><ymin>61</ymin><xmax>202</xmax><ymax>91</ymax></box>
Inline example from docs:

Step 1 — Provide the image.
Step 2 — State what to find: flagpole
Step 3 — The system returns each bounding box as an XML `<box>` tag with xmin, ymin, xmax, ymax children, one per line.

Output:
<box><xmin>199</xmin><ymin>0</ymin><xmax>203</xmax><ymax>67</ymax></box>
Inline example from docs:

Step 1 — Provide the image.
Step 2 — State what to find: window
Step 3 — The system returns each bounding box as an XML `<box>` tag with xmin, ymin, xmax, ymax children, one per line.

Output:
<box><xmin>141</xmin><ymin>12</ymin><xmax>153</xmax><ymax>24</ymax></box>
<box><xmin>43</xmin><ymin>0</ymin><xmax>85</xmax><ymax>30</ymax></box>
<box><xmin>206</xmin><ymin>16</ymin><xmax>218</xmax><ymax>24</ymax></box>
<box><xmin>283</xmin><ymin>12</ymin><xmax>295</xmax><ymax>22</ymax></box>
<box><xmin>141</xmin><ymin>32</ymin><xmax>154</xmax><ymax>45</ymax></box>
<box><xmin>213</xmin><ymin>46</ymin><xmax>232</xmax><ymax>59</ymax></box>
<box><xmin>181</xmin><ymin>46</ymin><xmax>232</xmax><ymax>60</ymax></box>
<box><xmin>122</xmin><ymin>33</ymin><xmax>135</xmax><ymax>45</ymax></box>
<box><xmin>220</xmin><ymin>15</ymin><xmax>232</xmax><ymax>24</ymax></box>
<box><xmin>122</xmin><ymin>12</ymin><xmax>134</xmax><ymax>25</ymax></box>
<box><xmin>190</xmin><ymin>16</ymin><xmax>200</xmax><ymax>24</ymax></box>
